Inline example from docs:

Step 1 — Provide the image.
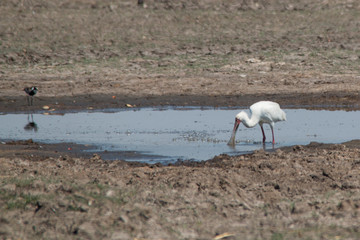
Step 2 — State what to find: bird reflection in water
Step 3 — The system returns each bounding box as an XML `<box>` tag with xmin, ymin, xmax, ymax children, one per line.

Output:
<box><xmin>24</xmin><ymin>114</ymin><xmax>38</xmax><ymax>132</ymax></box>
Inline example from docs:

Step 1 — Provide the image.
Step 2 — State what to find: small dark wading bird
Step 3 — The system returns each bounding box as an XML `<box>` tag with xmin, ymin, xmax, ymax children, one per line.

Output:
<box><xmin>24</xmin><ymin>86</ymin><xmax>38</xmax><ymax>106</ymax></box>
<box><xmin>228</xmin><ymin>101</ymin><xmax>286</xmax><ymax>146</ymax></box>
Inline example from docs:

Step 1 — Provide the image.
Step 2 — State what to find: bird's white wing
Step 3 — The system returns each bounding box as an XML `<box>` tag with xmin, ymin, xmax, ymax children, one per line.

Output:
<box><xmin>250</xmin><ymin>101</ymin><xmax>285</xmax><ymax>123</ymax></box>
<box><xmin>263</xmin><ymin>103</ymin><xmax>286</xmax><ymax>122</ymax></box>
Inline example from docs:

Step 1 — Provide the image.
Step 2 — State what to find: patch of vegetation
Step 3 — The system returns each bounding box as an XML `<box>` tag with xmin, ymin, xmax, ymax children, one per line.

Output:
<box><xmin>271</xmin><ymin>232</ymin><xmax>284</xmax><ymax>240</ymax></box>
<box><xmin>1</xmin><ymin>191</ymin><xmax>40</xmax><ymax>210</ymax></box>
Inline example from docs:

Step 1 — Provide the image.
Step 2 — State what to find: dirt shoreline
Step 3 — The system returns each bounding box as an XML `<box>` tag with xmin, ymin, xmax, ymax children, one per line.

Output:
<box><xmin>2</xmin><ymin>91</ymin><xmax>360</xmax><ymax>113</ymax></box>
<box><xmin>0</xmin><ymin>139</ymin><xmax>359</xmax><ymax>239</ymax></box>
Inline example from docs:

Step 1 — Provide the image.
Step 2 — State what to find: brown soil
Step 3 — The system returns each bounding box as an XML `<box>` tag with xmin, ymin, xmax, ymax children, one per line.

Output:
<box><xmin>0</xmin><ymin>0</ymin><xmax>359</xmax><ymax>239</ymax></box>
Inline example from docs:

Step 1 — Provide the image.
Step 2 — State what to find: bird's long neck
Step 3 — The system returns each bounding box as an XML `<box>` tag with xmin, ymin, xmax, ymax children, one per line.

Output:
<box><xmin>239</xmin><ymin>111</ymin><xmax>259</xmax><ymax>128</ymax></box>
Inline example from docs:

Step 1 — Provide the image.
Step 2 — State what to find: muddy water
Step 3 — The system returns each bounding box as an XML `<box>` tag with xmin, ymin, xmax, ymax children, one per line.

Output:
<box><xmin>0</xmin><ymin>108</ymin><xmax>359</xmax><ymax>164</ymax></box>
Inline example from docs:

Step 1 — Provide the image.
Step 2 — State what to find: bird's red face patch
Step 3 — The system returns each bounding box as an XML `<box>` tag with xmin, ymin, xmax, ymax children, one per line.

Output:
<box><xmin>234</xmin><ymin>118</ymin><xmax>241</xmax><ymax>132</ymax></box>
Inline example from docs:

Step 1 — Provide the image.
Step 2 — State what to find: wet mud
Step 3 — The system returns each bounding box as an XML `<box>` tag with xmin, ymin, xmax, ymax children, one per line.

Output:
<box><xmin>1</xmin><ymin>91</ymin><xmax>360</xmax><ymax>113</ymax></box>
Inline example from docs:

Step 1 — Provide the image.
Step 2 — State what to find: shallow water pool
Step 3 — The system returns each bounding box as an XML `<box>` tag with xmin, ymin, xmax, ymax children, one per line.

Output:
<box><xmin>1</xmin><ymin>107</ymin><xmax>359</xmax><ymax>164</ymax></box>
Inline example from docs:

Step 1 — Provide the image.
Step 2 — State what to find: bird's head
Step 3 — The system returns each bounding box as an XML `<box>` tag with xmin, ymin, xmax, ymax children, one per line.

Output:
<box><xmin>233</xmin><ymin>114</ymin><xmax>242</xmax><ymax>132</ymax></box>
<box><xmin>228</xmin><ymin>114</ymin><xmax>242</xmax><ymax>146</ymax></box>
<box><xmin>31</xmin><ymin>87</ymin><xmax>38</xmax><ymax>95</ymax></box>
<box><xmin>235</xmin><ymin>111</ymin><xmax>248</xmax><ymax>122</ymax></box>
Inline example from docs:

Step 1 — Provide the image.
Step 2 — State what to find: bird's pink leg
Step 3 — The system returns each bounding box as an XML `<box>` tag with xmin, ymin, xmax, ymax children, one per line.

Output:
<box><xmin>270</xmin><ymin>125</ymin><xmax>275</xmax><ymax>145</ymax></box>
<box><xmin>260</xmin><ymin>124</ymin><xmax>266</xmax><ymax>143</ymax></box>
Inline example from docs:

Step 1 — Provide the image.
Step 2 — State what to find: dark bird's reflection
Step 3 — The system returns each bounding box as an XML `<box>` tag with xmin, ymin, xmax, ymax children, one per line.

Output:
<box><xmin>24</xmin><ymin>114</ymin><xmax>38</xmax><ymax>132</ymax></box>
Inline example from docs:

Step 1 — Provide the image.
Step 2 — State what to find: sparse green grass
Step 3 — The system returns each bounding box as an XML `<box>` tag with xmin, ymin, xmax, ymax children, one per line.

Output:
<box><xmin>312</xmin><ymin>211</ymin><xmax>319</xmax><ymax>220</ymax></box>
<box><xmin>271</xmin><ymin>232</ymin><xmax>284</xmax><ymax>240</ymax></box>
<box><xmin>1</xmin><ymin>191</ymin><xmax>40</xmax><ymax>210</ymax></box>
<box><xmin>0</xmin><ymin>177</ymin><xmax>40</xmax><ymax>210</ymax></box>
<box><xmin>5</xmin><ymin>177</ymin><xmax>35</xmax><ymax>188</ymax></box>
<box><xmin>290</xmin><ymin>201</ymin><xmax>296</xmax><ymax>214</ymax></box>
<box><xmin>0</xmin><ymin>175</ymin><xmax>136</xmax><ymax>213</ymax></box>
<box><xmin>324</xmin><ymin>190</ymin><xmax>337</xmax><ymax>200</ymax></box>
<box><xmin>1</xmin><ymin>171</ymin><xmax>359</xmax><ymax>239</ymax></box>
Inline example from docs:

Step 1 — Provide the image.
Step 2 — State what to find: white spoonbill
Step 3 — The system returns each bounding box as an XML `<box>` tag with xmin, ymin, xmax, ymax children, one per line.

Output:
<box><xmin>228</xmin><ymin>101</ymin><xmax>286</xmax><ymax>146</ymax></box>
